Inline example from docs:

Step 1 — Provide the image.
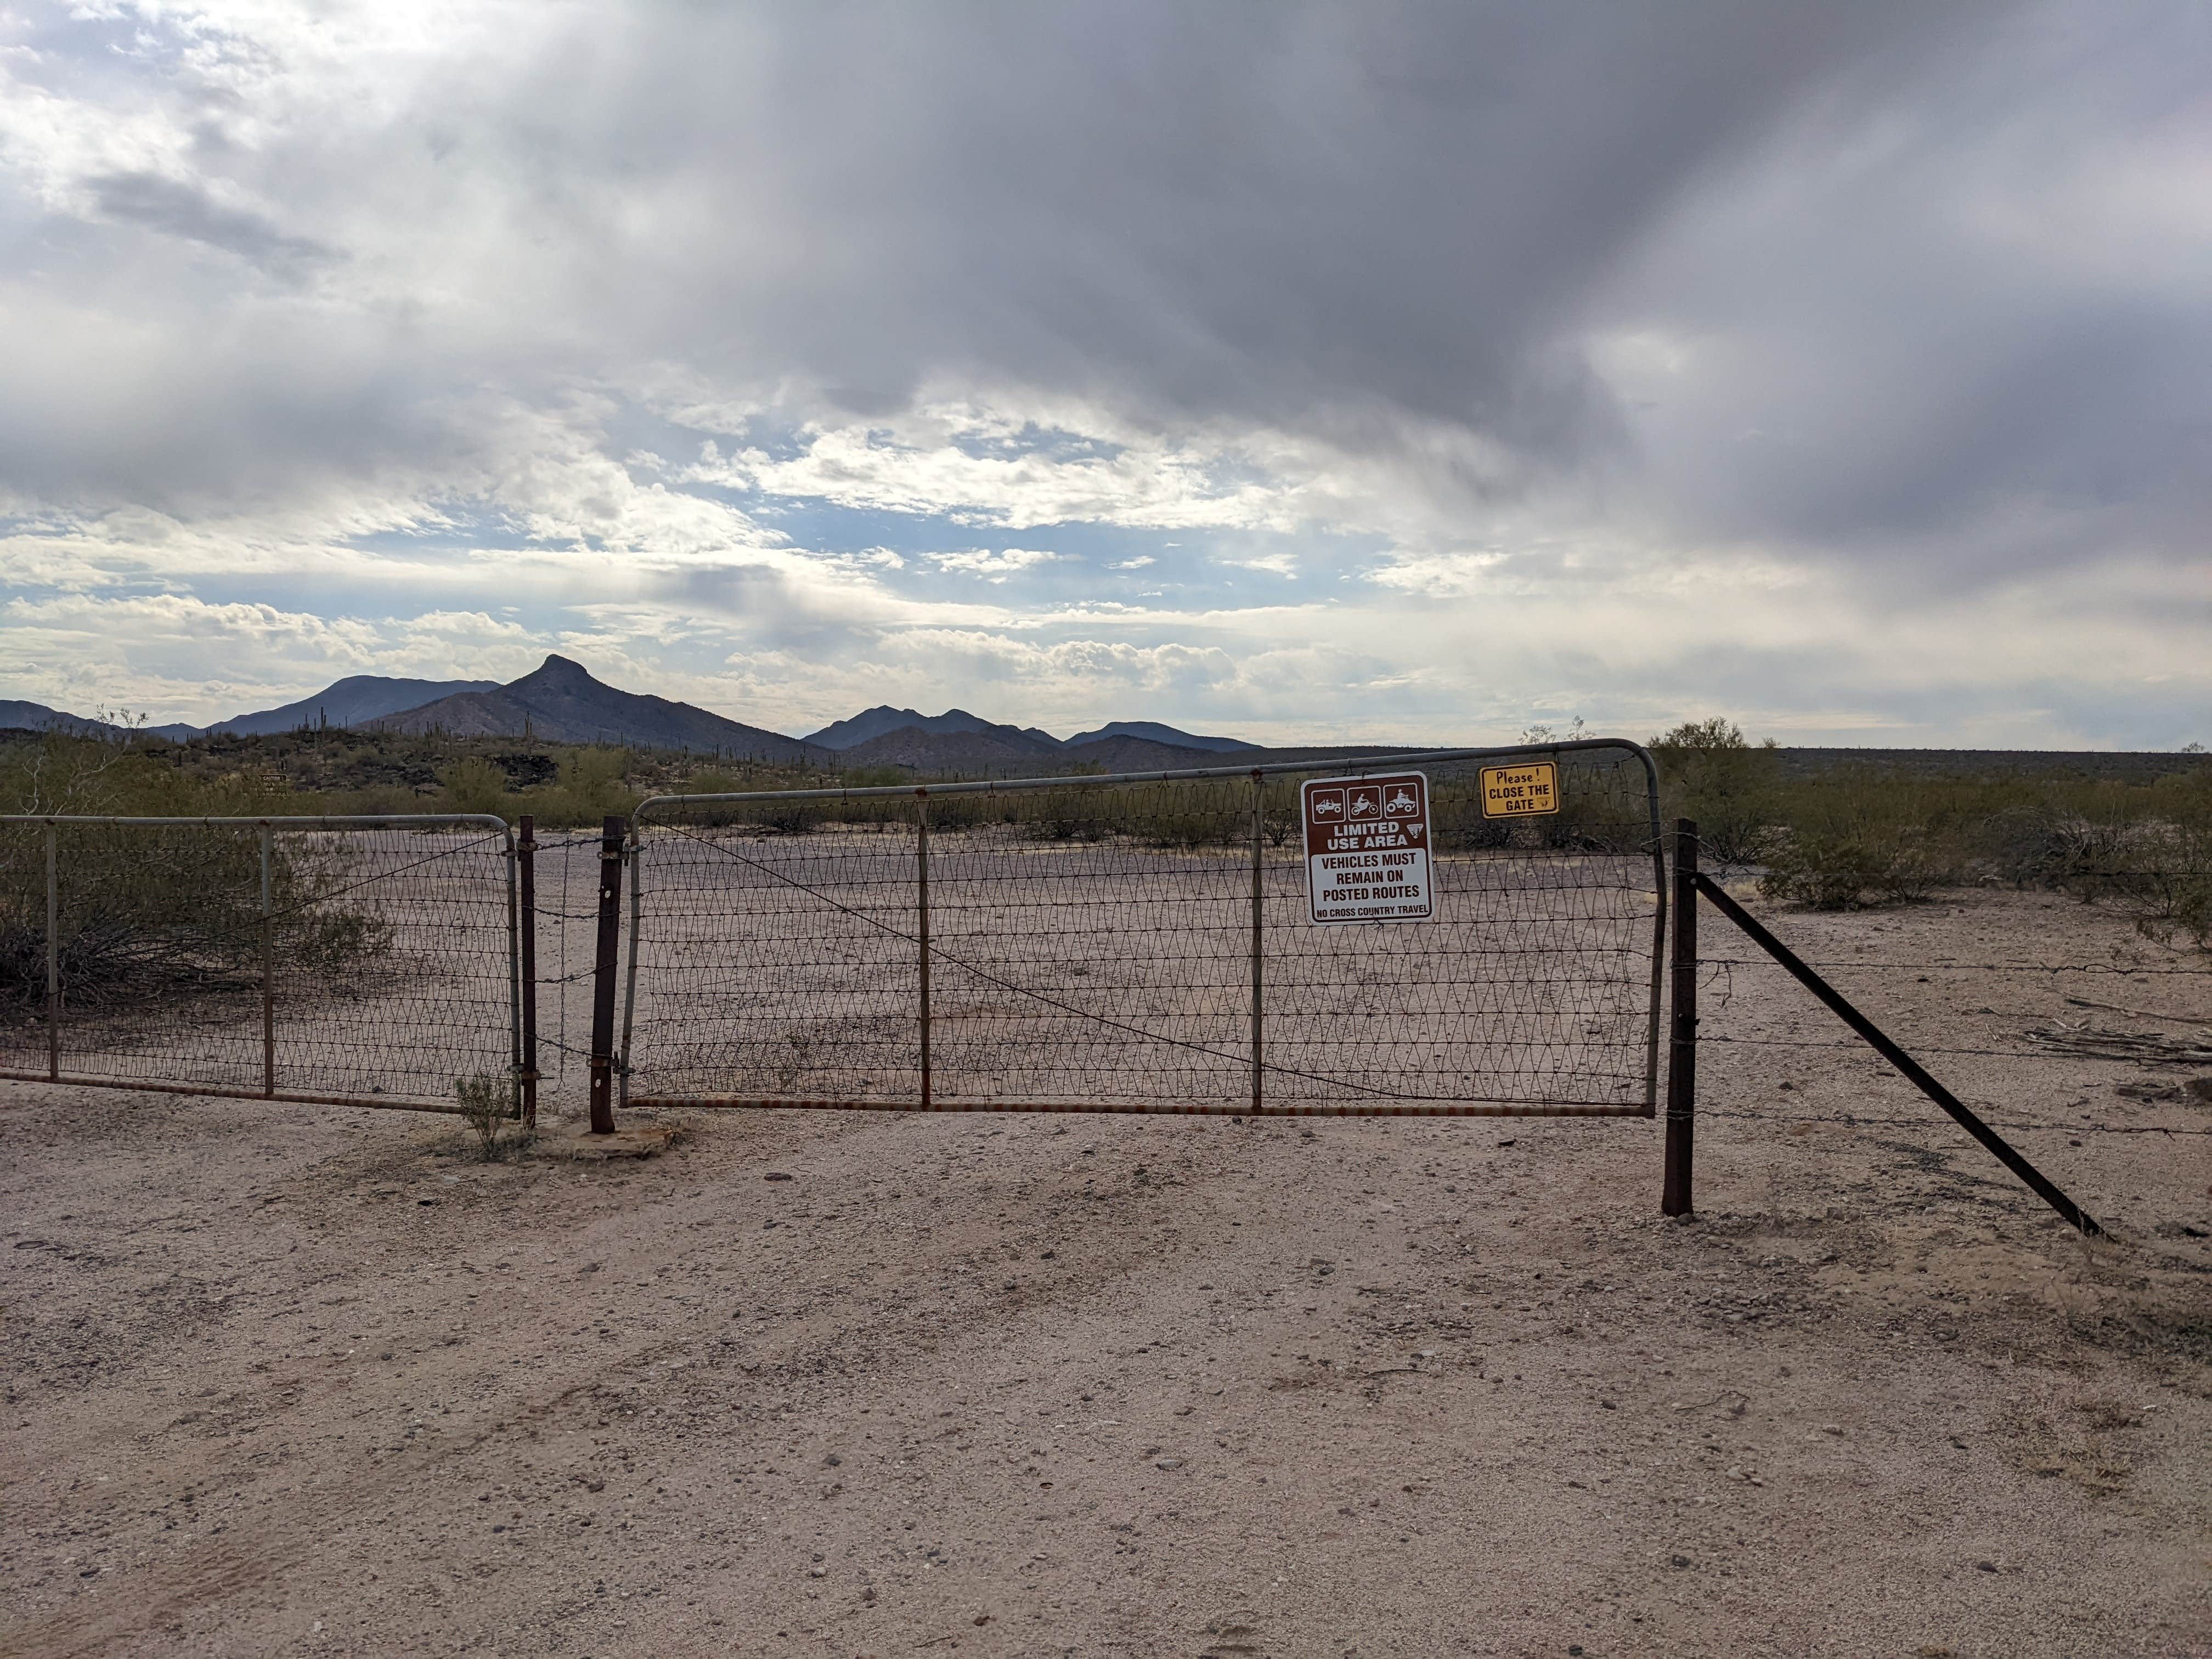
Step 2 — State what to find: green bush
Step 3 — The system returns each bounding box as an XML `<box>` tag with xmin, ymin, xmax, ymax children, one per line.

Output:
<box><xmin>438</xmin><ymin>757</ymin><xmax>510</xmax><ymax>818</ymax></box>
<box><xmin>1650</xmin><ymin>718</ymin><xmax>1780</xmax><ymax>864</ymax></box>
<box><xmin>523</xmin><ymin>747</ymin><xmax>637</xmax><ymax>827</ymax></box>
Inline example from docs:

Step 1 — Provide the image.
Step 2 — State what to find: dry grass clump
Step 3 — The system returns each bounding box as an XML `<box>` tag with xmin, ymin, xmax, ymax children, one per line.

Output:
<box><xmin>455</xmin><ymin>1071</ymin><xmax>518</xmax><ymax>1160</ymax></box>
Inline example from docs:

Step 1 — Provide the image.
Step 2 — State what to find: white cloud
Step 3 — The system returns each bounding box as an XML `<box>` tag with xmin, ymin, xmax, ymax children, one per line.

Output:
<box><xmin>924</xmin><ymin>547</ymin><xmax>1062</xmax><ymax>582</ymax></box>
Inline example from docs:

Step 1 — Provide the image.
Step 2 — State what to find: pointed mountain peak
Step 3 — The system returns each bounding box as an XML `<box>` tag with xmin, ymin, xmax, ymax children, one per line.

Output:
<box><xmin>523</xmin><ymin>653</ymin><xmax>596</xmax><ymax>686</ymax></box>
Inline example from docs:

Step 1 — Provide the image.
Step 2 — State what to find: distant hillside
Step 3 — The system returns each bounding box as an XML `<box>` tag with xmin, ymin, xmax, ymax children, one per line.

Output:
<box><xmin>208</xmin><ymin>675</ymin><xmax>498</xmax><ymax>736</ymax></box>
<box><xmin>1063</xmin><ymin>720</ymin><xmax>1256</xmax><ymax>753</ymax></box>
<box><xmin>806</xmin><ymin>706</ymin><xmax>1062</xmax><ymax>751</ymax></box>
<box><xmin>0</xmin><ymin>700</ymin><xmax>196</xmax><ymax>741</ymax></box>
<box><xmin>1062</xmin><ymin>733</ymin><xmax>1249</xmax><ymax>772</ymax></box>
<box><xmin>836</xmin><ymin>724</ymin><xmax>1062</xmax><ymax>772</ymax></box>
<box><xmin>1768</xmin><ymin>747</ymin><xmax>2212</xmax><ymax>783</ymax></box>
<box><xmin>371</xmin><ymin>655</ymin><xmax>820</xmax><ymax>759</ymax></box>
<box><xmin>832</xmin><ymin>723</ymin><xmax>1231</xmax><ymax>777</ymax></box>
<box><xmin>0</xmin><ymin>699</ymin><xmax>125</xmax><ymax>737</ymax></box>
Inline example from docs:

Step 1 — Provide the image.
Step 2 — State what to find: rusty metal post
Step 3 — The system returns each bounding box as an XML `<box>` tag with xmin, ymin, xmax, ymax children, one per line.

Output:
<box><xmin>44</xmin><ymin>823</ymin><xmax>59</xmax><ymax>1082</ymax></box>
<box><xmin>1250</xmin><ymin>770</ymin><xmax>1265</xmax><ymax>1116</ymax></box>
<box><xmin>517</xmin><ymin>815</ymin><xmax>539</xmax><ymax>1131</ymax></box>
<box><xmin>1662</xmin><ymin>818</ymin><xmax>1696</xmax><ymax>1216</ymax></box>
<box><xmin>586</xmin><ymin>814</ymin><xmax>625</xmax><ymax>1134</ymax></box>
<box><xmin>917</xmin><ymin>789</ymin><xmax>932</xmax><ymax>1109</ymax></box>
<box><xmin>259</xmin><ymin>823</ymin><xmax>275</xmax><ymax>1098</ymax></box>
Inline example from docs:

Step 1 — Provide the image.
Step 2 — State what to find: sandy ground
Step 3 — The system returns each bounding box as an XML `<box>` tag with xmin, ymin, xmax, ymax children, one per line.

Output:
<box><xmin>4</xmin><ymin>887</ymin><xmax>2210</xmax><ymax>1658</ymax></box>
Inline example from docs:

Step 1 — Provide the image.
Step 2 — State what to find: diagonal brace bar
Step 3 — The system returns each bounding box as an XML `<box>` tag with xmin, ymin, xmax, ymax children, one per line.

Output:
<box><xmin>1692</xmin><ymin>871</ymin><xmax>2101</xmax><ymax>1237</ymax></box>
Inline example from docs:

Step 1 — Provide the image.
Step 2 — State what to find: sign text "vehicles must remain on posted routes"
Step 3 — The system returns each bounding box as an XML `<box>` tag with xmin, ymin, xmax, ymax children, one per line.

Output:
<box><xmin>1301</xmin><ymin>771</ymin><xmax>1434</xmax><ymax>924</ymax></box>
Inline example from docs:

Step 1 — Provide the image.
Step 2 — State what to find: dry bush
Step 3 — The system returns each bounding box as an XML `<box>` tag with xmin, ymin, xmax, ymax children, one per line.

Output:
<box><xmin>455</xmin><ymin>1071</ymin><xmax>516</xmax><ymax>1160</ymax></box>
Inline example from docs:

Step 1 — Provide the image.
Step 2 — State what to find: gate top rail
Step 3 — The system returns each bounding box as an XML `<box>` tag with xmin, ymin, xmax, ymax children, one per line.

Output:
<box><xmin>1</xmin><ymin>813</ymin><xmax>512</xmax><ymax>834</ymax></box>
<box><xmin>635</xmin><ymin>737</ymin><xmax>1662</xmax><ymax>820</ymax></box>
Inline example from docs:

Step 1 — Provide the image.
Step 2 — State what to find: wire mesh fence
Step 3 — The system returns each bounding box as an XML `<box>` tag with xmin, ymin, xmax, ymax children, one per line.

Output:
<box><xmin>0</xmin><ymin>815</ymin><xmax>518</xmax><ymax>1112</ymax></box>
<box><xmin>619</xmin><ymin>742</ymin><xmax>1666</xmax><ymax>1116</ymax></box>
<box><xmin>1674</xmin><ymin>840</ymin><xmax>2212</xmax><ymax>1180</ymax></box>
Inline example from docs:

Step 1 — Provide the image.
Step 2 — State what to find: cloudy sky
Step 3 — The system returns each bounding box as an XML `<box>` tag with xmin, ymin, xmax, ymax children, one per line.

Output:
<box><xmin>1</xmin><ymin>2</ymin><xmax>2205</xmax><ymax>746</ymax></box>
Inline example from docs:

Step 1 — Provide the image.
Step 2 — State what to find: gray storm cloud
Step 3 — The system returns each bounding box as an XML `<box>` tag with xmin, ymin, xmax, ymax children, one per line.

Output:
<box><xmin>13</xmin><ymin>5</ymin><xmax>2191</xmax><ymax>521</ymax></box>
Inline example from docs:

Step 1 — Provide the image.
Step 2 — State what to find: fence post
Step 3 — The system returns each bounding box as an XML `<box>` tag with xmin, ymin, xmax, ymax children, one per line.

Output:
<box><xmin>44</xmin><ymin>823</ymin><xmax>59</xmax><ymax>1083</ymax></box>
<box><xmin>917</xmin><ymin>789</ymin><xmax>932</xmax><ymax>1109</ymax></box>
<box><xmin>259</xmin><ymin>823</ymin><xmax>275</xmax><ymax>1099</ymax></box>
<box><xmin>518</xmin><ymin>815</ymin><xmax>539</xmax><ymax>1131</ymax></box>
<box><xmin>1662</xmin><ymin>817</ymin><xmax>1696</xmax><ymax>1216</ymax></box>
<box><xmin>587</xmin><ymin>813</ymin><xmax>626</xmax><ymax>1135</ymax></box>
<box><xmin>1250</xmin><ymin>770</ymin><xmax>1265</xmax><ymax>1116</ymax></box>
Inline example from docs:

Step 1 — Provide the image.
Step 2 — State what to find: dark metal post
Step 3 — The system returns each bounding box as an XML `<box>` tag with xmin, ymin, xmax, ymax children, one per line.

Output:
<box><xmin>917</xmin><ymin>790</ymin><xmax>932</xmax><ymax>1109</ymax></box>
<box><xmin>1662</xmin><ymin>819</ymin><xmax>1696</xmax><ymax>1216</ymax></box>
<box><xmin>44</xmin><ymin>823</ymin><xmax>59</xmax><ymax>1082</ymax></box>
<box><xmin>1250</xmin><ymin>771</ymin><xmax>1265</xmax><ymax>1116</ymax></box>
<box><xmin>586</xmin><ymin>814</ymin><xmax>625</xmax><ymax>1135</ymax></box>
<box><xmin>259</xmin><ymin>823</ymin><xmax>275</xmax><ymax>1099</ymax></box>
<box><xmin>517</xmin><ymin>815</ymin><xmax>539</xmax><ymax>1131</ymax></box>
<box><xmin>1692</xmin><ymin>871</ymin><xmax>2102</xmax><ymax>1237</ymax></box>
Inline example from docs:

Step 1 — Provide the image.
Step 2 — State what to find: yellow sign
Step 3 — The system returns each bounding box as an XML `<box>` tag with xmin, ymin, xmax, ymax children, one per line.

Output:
<box><xmin>1480</xmin><ymin>760</ymin><xmax>1559</xmax><ymax>817</ymax></box>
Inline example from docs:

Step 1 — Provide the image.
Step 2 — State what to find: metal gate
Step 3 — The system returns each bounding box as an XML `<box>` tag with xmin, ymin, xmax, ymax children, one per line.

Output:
<box><xmin>0</xmin><ymin>814</ymin><xmax>520</xmax><ymax>1113</ymax></box>
<box><xmin>619</xmin><ymin>742</ymin><xmax>1664</xmax><ymax>1117</ymax></box>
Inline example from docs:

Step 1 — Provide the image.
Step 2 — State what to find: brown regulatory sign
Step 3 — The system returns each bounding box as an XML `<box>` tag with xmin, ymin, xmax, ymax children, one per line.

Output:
<box><xmin>1300</xmin><ymin>771</ymin><xmax>1434</xmax><ymax>924</ymax></box>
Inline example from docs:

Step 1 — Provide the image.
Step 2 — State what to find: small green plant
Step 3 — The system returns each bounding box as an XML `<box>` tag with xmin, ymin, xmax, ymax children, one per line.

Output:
<box><xmin>455</xmin><ymin>1071</ymin><xmax>515</xmax><ymax>1160</ymax></box>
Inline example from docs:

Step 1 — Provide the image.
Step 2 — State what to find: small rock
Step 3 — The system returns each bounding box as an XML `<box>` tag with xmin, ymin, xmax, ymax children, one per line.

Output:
<box><xmin>1670</xmin><ymin>1554</ymin><xmax>1690</xmax><ymax>1569</ymax></box>
<box><xmin>1156</xmin><ymin>1458</ymin><xmax>1184</xmax><ymax>1470</ymax></box>
<box><xmin>764</xmin><ymin>1172</ymin><xmax>794</xmax><ymax>1182</ymax></box>
<box><xmin>1976</xmin><ymin>1560</ymin><xmax>1997</xmax><ymax>1573</ymax></box>
<box><xmin>1820</xmin><ymin>1424</ymin><xmax>1845</xmax><ymax>1437</ymax></box>
<box><xmin>823</xmin><ymin>1454</ymin><xmax>842</xmax><ymax>1468</ymax></box>
<box><xmin>807</xmin><ymin>1565</ymin><xmax>826</xmax><ymax>1578</ymax></box>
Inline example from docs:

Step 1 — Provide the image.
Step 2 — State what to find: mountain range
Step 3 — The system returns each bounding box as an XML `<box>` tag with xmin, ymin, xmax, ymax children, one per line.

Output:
<box><xmin>1</xmin><ymin>657</ymin><xmax>1262</xmax><ymax>774</ymax></box>
<box><xmin>208</xmin><ymin>675</ymin><xmax>498</xmax><ymax>736</ymax></box>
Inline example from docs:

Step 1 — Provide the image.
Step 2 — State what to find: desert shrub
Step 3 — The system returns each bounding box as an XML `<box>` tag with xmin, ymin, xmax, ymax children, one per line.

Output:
<box><xmin>758</xmin><ymin>799</ymin><xmax>822</xmax><ymax>836</ymax></box>
<box><xmin>1019</xmin><ymin>787</ymin><xmax>1110</xmax><ymax>843</ymax></box>
<box><xmin>438</xmin><ymin>757</ymin><xmax>511</xmax><ymax>817</ymax></box>
<box><xmin>0</xmin><ymin>823</ymin><xmax>396</xmax><ymax>1018</ymax></box>
<box><xmin>524</xmin><ymin>747</ymin><xmax>637</xmax><ymax>827</ymax></box>
<box><xmin>0</xmin><ymin>730</ymin><xmax>290</xmax><ymax>818</ymax></box>
<box><xmin>455</xmin><ymin>1071</ymin><xmax>516</xmax><ymax>1159</ymax></box>
<box><xmin>1650</xmin><ymin>718</ymin><xmax>1780</xmax><ymax>864</ymax></box>
<box><xmin>1757</xmin><ymin>772</ymin><xmax>1965</xmax><ymax>909</ymax></box>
